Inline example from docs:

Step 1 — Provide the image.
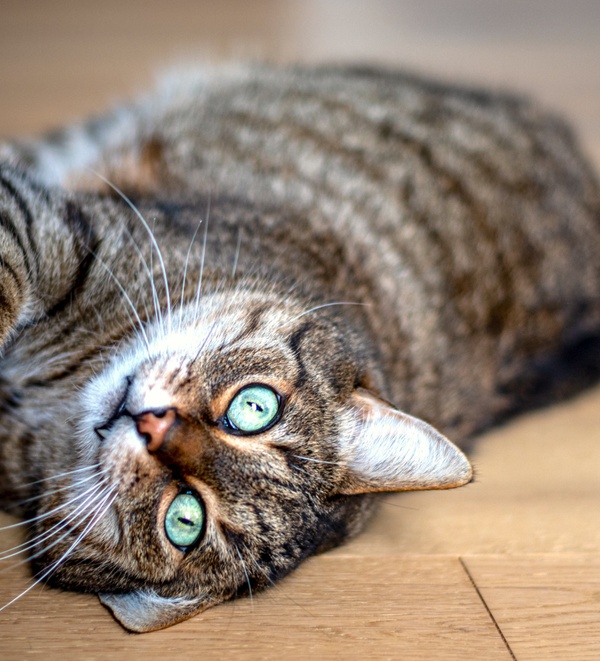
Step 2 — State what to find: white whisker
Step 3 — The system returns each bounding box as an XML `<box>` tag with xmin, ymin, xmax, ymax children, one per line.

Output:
<box><xmin>240</xmin><ymin>540</ymin><xmax>314</xmax><ymax>616</ymax></box>
<box><xmin>0</xmin><ymin>488</ymin><xmax>117</xmax><ymax>613</ymax></box>
<box><xmin>190</xmin><ymin>319</ymin><xmax>219</xmax><ymax>366</ymax></box>
<box><xmin>231</xmin><ymin>226</ymin><xmax>242</xmax><ymax>279</ymax></box>
<box><xmin>12</xmin><ymin>463</ymin><xmax>102</xmax><ymax>490</ymax></box>
<box><xmin>180</xmin><ymin>214</ymin><xmax>205</xmax><ymax>332</ymax></box>
<box><xmin>278</xmin><ymin>302</ymin><xmax>369</xmax><ymax>329</ymax></box>
<box><xmin>290</xmin><ymin>454</ymin><xmax>342</xmax><ymax>466</ymax></box>
<box><xmin>0</xmin><ymin>480</ymin><xmax>106</xmax><ymax>532</ymax></box>
<box><xmin>287</xmin><ymin>462</ymin><xmax>333</xmax><ymax>489</ymax></box>
<box><xmin>121</xmin><ymin>224</ymin><xmax>162</xmax><ymax>330</ymax></box>
<box><xmin>233</xmin><ymin>543</ymin><xmax>253</xmax><ymax>607</ymax></box>
<box><xmin>21</xmin><ymin>484</ymin><xmax>113</xmax><ymax>565</ymax></box>
<box><xmin>83</xmin><ymin>245</ymin><xmax>151</xmax><ymax>355</ymax></box>
<box><xmin>193</xmin><ymin>196</ymin><xmax>211</xmax><ymax>319</ymax></box>
<box><xmin>13</xmin><ymin>469</ymin><xmax>105</xmax><ymax>508</ymax></box>
<box><xmin>0</xmin><ymin>480</ymin><xmax>108</xmax><ymax>562</ymax></box>
<box><xmin>89</xmin><ymin>170</ymin><xmax>173</xmax><ymax>334</ymax></box>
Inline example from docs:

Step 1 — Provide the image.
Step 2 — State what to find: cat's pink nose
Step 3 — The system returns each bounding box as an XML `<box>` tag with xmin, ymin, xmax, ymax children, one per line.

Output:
<box><xmin>135</xmin><ymin>408</ymin><xmax>177</xmax><ymax>452</ymax></box>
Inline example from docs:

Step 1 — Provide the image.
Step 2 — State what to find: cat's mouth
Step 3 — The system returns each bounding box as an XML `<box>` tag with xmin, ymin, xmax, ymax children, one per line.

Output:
<box><xmin>94</xmin><ymin>376</ymin><xmax>133</xmax><ymax>440</ymax></box>
<box><xmin>93</xmin><ymin>376</ymin><xmax>178</xmax><ymax>450</ymax></box>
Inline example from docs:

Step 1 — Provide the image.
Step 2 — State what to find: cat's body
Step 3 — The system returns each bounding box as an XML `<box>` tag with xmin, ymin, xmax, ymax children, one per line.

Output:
<box><xmin>0</xmin><ymin>64</ymin><xmax>599</xmax><ymax>631</ymax></box>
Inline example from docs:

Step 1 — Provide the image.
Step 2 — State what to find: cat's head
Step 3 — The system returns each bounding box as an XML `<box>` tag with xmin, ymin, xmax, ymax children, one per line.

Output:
<box><xmin>32</xmin><ymin>282</ymin><xmax>471</xmax><ymax>632</ymax></box>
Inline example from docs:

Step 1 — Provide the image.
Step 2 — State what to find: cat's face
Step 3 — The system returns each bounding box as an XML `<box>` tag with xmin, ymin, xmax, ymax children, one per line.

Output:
<box><xmin>28</xmin><ymin>286</ymin><xmax>471</xmax><ymax>632</ymax></box>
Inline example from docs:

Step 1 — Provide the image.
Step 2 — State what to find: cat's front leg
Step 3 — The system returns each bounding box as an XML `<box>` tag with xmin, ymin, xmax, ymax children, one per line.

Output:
<box><xmin>0</xmin><ymin>163</ymin><xmax>90</xmax><ymax>348</ymax></box>
<box><xmin>0</xmin><ymin>164</ymin><xmax>41</xmax><ymax>346</ymax></box>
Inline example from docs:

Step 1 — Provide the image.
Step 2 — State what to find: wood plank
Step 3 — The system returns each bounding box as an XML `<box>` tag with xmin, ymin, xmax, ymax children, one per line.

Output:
<box><xmin>0</xmin><ymin>543</ymin><xmax>512</xmax><ymax>660</ymax></box>
<box><xmin>463</xmin><ymin>555</ymin><xmax>600</xmax><ymax>661</ymax></box>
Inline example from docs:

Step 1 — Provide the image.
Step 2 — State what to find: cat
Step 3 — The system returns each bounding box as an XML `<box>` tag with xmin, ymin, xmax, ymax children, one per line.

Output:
<box><xmin>0</xmin><ymin>63</ymin><xmax>599</xmax><ymax>632</ymax></box>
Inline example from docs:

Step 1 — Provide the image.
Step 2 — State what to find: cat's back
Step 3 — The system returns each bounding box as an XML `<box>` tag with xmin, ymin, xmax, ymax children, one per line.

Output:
<box><xmin>165</xmin><ymin>64</ymin><xmax>600</xmax><ymax>434</ymax></box>
<box><xmin>8</xmin><ymin>63</ymin><xmax>600</xmax><ymax>436</ymax></box>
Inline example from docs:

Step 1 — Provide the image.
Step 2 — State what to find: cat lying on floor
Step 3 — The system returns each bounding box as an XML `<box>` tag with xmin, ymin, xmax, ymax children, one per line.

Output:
<box><xmin>0</xmin><ymin>63</ymin><xmax>599</xmax><ymax>631</ymax></box>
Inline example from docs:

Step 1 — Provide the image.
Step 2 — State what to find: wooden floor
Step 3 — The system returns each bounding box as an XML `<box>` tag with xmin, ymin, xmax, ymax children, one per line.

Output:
<box><xmin>1</xmin><ymin>1</ymin><xmax>600</xmax><ymax>659</ymax></box>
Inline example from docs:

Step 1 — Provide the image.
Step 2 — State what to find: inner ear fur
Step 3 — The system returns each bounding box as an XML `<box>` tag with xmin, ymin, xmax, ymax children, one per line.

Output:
<box><xmin>337</xmin><ymin>388</ymin><xmax>473</xmax><ymax>495</ymax></box>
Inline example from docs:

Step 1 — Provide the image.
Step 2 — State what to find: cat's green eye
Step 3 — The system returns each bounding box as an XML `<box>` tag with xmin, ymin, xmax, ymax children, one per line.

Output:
<box><xmin>164</xmin><ymin>491</ymin><xmax>205</xmax><ymax>550</ymax></box>
<box><xmin>224</xmin><ymin>384</ymin><xmax>281</xmax><ymax>434</ymax></box>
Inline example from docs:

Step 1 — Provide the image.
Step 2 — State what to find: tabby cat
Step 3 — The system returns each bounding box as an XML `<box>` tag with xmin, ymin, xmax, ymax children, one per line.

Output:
<box><xmin>0</xmin><ymin>64</ymin><xmax>599</xmax><ymax>632</ymax></box>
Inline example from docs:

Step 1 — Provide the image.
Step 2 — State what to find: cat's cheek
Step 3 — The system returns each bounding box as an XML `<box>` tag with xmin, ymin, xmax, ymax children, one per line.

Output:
<box><xmin>97</xmin><ymin>431</ymin><xmax>188</xmax><ymax>573</ymax></box>
<box><xmin>79</xmin><ymin>350</ymin><xmax>142</xmax><ymax>428</ymax></box>
<box><xmin>85</xmin><ymin>500</ymin><xmax>122</xmax><ymax>551</ymax></box>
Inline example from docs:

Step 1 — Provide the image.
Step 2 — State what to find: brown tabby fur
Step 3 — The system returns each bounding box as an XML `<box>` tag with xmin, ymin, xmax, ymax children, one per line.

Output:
<box><xmin>0</xmin><ymin>63</ymin><xmax>599</xmax><ymax>631</ymax></box>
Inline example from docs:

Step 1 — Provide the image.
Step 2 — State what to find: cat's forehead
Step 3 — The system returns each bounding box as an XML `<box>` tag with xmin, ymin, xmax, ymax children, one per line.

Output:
<box><xmin>96</xmin><ymin>288</ymin><xmax>311</xmax><ymax>405</ymax></box>
<box><xmin>147</xmin><ymin>289</ymin><xmax>306</xmax><ymax>358</ymax></box>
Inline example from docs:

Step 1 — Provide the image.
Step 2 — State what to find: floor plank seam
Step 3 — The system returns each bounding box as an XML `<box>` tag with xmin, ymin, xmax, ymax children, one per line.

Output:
<box><xmin>458</xmin><ymin>557</ymin><xmax>517</xmax><ymax>661</ymax></box>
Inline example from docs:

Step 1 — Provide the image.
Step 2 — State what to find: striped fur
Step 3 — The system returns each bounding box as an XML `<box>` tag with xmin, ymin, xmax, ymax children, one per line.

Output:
<box><xmin>0</xmin><ymin>63</ymin><xmax>599</xmax><ymax>630</ymax></box>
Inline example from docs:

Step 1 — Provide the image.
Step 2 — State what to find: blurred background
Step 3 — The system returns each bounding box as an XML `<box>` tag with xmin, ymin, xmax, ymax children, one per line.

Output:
<box><xmin>1</xmin><ymin>0</ymin><xmax>600</xmax><ymax>166</ymax></box>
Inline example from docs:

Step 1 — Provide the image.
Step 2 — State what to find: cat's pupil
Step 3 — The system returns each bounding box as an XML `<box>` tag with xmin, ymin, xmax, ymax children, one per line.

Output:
<box><xmin>225</xmin><ymin>385</ymin><xmax>281</xmax><ymax>434</ymax></box>
<box><xmin>164</xmin><ymin>492</ymin><xmax>205</xmax><ymax>549</ymax></box>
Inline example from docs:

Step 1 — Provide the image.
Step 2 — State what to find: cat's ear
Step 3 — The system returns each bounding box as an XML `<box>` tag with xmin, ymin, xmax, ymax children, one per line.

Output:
<box><xmin>337</xmin><ymin>388</ymin><xmax>472</xmax><ymax>494</ymax></box>
<box><xmin>99</xmin><ymin>590</ymin><xmax>212</xmax><ymax>632</ymax></box>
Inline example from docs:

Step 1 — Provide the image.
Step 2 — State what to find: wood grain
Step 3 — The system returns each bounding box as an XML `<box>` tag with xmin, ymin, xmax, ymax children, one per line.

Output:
<box><xmin>463</xmin><ymin>555</ymin><xmax>600</xmax><ymax>661</ymax></box>
<box><xmin>0</xmin><ymin>551</ymin><xmax>512</xmax><ymax>660</ymax></box>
